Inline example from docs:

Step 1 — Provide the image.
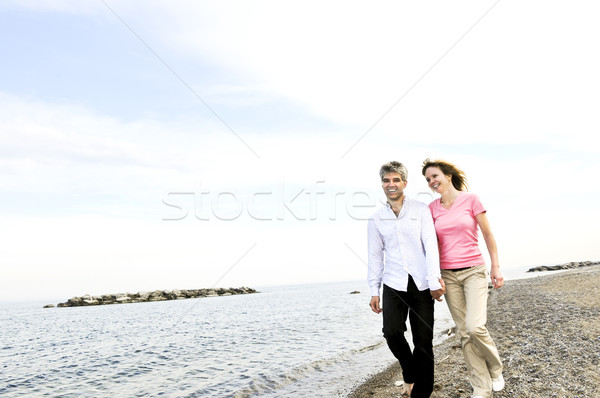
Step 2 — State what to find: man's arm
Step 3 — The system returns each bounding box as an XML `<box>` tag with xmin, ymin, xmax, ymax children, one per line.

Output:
<box><xmin>367</xmin><ymin>218</ymin><xmax>385</xmax><ymax>304</ymax></box>
<box><xmin>421</xmin><ymin>205</ymin><xmax>444</xmax><ymax>299</ymax></box>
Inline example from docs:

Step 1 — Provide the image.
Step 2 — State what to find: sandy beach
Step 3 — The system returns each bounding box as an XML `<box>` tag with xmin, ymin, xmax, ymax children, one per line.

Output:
<box><xmin>348</xmin><ymin>265</ymin><xmax>600</xmax><ymax>398</ymax></box>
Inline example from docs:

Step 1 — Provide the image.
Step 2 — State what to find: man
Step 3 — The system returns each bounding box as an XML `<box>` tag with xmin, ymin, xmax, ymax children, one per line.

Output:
<box><xmin>368</xmin><ymin>161</ymin><xmax>445</xmax><ymax>398</ymax></box>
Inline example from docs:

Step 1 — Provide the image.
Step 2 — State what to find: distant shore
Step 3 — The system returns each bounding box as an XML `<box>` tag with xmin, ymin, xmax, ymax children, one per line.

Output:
<box><xmin>349</xmin><ymin>264</ymin><xmax>600</xmax><ymax>398</ymax></box>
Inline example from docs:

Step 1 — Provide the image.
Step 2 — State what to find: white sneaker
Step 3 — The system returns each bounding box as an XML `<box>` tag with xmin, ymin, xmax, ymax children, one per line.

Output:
<box><xmin>471</xmin><ymin>396</ymin><xmax>484</xmax><ymax>398</ymax></box>
<box><xmin>492</xmin><ymin>374</ymin><xmax>505</xmax><ymax>392</ymax></box>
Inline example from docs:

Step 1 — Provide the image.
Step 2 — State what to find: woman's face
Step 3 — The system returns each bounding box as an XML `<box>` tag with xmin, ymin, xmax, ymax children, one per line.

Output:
<box><xmin>424</xmin><ymin>166</ymin><xmax>451</xmax><ymax>193</ymax></box>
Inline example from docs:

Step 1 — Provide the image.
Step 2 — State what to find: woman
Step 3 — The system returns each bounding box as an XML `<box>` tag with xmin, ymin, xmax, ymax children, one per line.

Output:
<box><xmin>422</xmin><ymin>159</ymin><xmax>504</xmax><ymax>398</ymax></box>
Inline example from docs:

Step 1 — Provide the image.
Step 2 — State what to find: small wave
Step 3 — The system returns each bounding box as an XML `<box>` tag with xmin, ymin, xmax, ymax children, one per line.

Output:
<box><xmin>229</xmin><ymin>340</ymin><xmax>387</xmax><ymax>397</ymax></box>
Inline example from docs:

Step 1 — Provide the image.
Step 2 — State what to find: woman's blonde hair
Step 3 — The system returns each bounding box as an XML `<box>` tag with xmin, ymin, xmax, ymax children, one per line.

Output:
<box><xmin>421</xmin><ymin>158</ymin><xmax>469</xmax><ymax>191</ymax></box>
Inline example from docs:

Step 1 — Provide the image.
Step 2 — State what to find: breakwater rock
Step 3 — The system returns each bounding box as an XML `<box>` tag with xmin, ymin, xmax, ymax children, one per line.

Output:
<box><xmin>52</xmin><ymin>287</ymin><xmax>257</xmax><ymax>308</ymax></box>
<box><xmin>527</xmin><ymin>260</ymin><xmax>600</xmax><ymax>273</ymax></box>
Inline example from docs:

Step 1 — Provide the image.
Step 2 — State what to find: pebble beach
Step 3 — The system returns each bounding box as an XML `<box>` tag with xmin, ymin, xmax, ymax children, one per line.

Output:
<box><xmin>348</xmin><ymin>265</ymin><xmax>600</xmax><ymax>398</ymax></box>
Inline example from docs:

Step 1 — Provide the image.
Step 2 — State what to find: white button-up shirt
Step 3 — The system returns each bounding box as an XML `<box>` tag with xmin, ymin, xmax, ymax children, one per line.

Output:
<box><xmin>368</xmin><ymin>196</ymin><xmax>442</xmax><ymax>297</ymax></box>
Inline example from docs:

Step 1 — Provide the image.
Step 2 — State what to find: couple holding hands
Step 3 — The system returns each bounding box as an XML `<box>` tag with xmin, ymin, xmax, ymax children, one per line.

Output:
<box><xmin>368</xmin><ymin>160</ymin><xmax>504</xmax><ymax>398</ymax></box>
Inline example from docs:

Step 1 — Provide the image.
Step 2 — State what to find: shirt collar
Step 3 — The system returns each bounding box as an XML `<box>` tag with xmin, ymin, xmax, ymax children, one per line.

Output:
<box><xmin>385</xmin><ymin>196</ymin><xmax>408</xmax><ymax>215</ymax></box>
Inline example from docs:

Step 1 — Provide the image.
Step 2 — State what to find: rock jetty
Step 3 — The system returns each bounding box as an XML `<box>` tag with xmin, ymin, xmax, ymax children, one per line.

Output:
<box><xmin>526</xmin><ymin>260</ymin><xmax>600</xmax><ymax>272</ymax></box>
<box><xmin>51</xmin><ymin>287</ymin><xmax>257</xmax><ymax>308</ymax></box>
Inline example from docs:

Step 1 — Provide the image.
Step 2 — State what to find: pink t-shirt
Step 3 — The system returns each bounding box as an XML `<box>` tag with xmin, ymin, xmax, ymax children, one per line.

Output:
<box><xmin>428</xmin><ymin>192</ymin><xmax>486</xmax><ymax>269</ymax></box>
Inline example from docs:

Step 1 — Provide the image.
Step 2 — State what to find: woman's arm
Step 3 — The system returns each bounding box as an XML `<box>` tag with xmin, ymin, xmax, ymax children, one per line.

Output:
<box><xmin>476</xmin><ymin>212</ymin><xmax>504</xmax><ymax>288</ymax></box>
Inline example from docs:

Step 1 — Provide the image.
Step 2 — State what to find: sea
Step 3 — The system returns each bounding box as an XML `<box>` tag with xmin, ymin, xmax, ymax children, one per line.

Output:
<box><xmin>1</xmin><ymin>269</ymin><xmax>536</xmax><ymax>397</ymax></box>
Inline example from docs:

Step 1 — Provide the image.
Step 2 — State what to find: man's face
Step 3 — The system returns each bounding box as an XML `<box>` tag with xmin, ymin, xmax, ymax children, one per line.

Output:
<box><xmin>381</xmin><ymin>172</ymin><xmax>407</xmax><ymax>201</ymax></box>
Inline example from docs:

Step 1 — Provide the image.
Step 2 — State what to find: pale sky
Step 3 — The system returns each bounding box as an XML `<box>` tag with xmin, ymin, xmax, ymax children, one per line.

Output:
<box><xmin>1</xmin><ymin>1</ymin><xmax>599</xmax><ymax>302</ymax></box>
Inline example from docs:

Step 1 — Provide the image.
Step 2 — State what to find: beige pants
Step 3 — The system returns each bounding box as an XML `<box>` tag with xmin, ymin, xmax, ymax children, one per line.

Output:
<box><xmin>442</xmin><ymin>265</ymin><xmax>503</xmax><ymax>398</ymax></box>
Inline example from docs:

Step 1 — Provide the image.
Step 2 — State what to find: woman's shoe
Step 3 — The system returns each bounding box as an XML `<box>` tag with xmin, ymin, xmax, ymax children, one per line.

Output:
<box><xmin>492</xmin><ymin>374</ymin><xmax>505</xmax><ymax>392</ymax></box>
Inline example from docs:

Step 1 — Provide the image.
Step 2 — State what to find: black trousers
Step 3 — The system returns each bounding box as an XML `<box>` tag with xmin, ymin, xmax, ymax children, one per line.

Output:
<box><xmin>382</xmin><ymin>276</ymin><xmax>434</xmax><ymax>398</ymax></box>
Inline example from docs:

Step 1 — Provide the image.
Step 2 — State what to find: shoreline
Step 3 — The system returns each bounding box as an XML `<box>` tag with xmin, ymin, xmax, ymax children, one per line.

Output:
<box><xmin>348</xmin><ymin>265</ymin><xmax>600</xmax><ymax>398</ymax></box>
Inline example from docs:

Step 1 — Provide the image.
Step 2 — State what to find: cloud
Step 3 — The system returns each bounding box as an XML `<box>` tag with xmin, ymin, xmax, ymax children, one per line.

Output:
<box><xmin>9</xmin><ymin>1</ymin><xmax>598</xmax><ymax>146</ymax></box>
<box><xmin>153</xmin><ymin>2</ymin><xmax>495</xmax><ymax>127</ymax></box>
<box><xmin>0</xmin><ymin>0</ymin><xmax>103</xmax><ymax>14</ymax></box>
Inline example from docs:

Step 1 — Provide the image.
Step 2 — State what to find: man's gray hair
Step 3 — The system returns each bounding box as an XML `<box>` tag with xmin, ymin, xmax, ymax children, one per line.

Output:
<box><xmin>379</xmin><ymin>161</ymin><xmax>408</xmax><ymax>181</ymax></box>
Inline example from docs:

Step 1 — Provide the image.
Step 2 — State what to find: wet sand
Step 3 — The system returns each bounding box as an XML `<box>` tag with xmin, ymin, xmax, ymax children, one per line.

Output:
<box><xmin>348</xmin><ymin>265</ymin><xmax>600</xmax><ymax>398</ymax></box>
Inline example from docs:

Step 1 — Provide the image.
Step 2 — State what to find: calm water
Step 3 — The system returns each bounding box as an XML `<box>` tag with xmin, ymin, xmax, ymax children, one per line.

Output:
<box><xmin>1</xmin><ymin>280</ymin><xmax>459</xmax><ymax>397</ymax></box>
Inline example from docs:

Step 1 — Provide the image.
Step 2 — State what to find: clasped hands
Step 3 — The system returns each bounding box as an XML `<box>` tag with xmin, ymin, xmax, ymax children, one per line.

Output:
<box><xmin>430</xmin><ymin>278</ymin><xmax>446</xmax><ymax>302</ymax></box>
<box><xmin>369</xmin><ymin>278</ymin><xmax>447</xmax><ymax>314</ymax></box>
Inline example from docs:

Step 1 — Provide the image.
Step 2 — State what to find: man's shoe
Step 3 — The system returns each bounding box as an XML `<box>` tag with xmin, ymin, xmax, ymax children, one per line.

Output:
<box><xmin>492</xmin><ymin>374</ymin><xmax>505</xmax><ymax>391</ymax></box>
